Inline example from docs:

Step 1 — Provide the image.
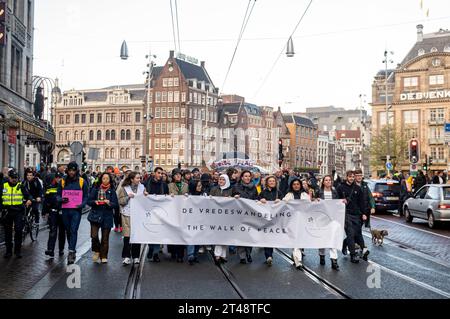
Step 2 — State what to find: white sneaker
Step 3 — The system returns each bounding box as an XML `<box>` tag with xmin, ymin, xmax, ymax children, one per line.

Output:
<box><xmin>266</xmin><ymin>257</ymin><xmax>273</xmax><ymax>266</ymax></box>
<box><xmin>133</xmin><ymin>258</ymin><xmax>140</xmax><ymax>264</ymax></box>
<box><xmin>122</xmin><ymin>257</ymin><xmax>131</xmax><ymax>265</ymax></box>
<box><xmin>199</xmin><ymin>247</ymin><xmax>205</xmax><ymax>254</ymax></box>
<box><xmin>206</xmin><ymin>246</ymin><xmax>212</xmax><ymax>251</ymax></box>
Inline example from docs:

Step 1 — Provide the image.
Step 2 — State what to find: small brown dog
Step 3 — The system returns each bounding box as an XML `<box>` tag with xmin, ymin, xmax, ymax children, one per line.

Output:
<box><xmin>371</xmin><ymin>229</ymin><xmax>388</xmax><ymax>246</ymax></box>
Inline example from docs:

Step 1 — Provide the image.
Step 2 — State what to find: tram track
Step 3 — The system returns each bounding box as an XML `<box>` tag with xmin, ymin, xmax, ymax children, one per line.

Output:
<box><xmin>124</xmin><ymin>244</ymin><xmax>148</xmax><ymax>299</ymax></box>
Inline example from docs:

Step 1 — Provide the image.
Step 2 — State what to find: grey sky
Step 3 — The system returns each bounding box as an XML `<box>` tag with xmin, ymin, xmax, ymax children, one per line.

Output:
<box><xmin>33</xmin><ymin>0</ymin><xmax>450</xmax><ymax>114</ymax></box>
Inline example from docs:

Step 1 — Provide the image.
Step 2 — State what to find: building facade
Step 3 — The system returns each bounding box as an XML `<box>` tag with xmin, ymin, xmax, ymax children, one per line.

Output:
<box><xmin>371</xmin><ymin>25</ymin><xmax>450</xmax><ymax>174</ymax></box>
<box><xmin>283</xmin><ymin>114</ymin><xmax>318</xmax><ymax>172</ymax></box>
<box><xmin>0</xmin><ymin>0</ymin><xmax>54</xmax><ymax>173</ymax></box>
<box><xmin>54</xmin><ymin>84</ymin><xmax>146</xmax><ymax>172</ymax></box>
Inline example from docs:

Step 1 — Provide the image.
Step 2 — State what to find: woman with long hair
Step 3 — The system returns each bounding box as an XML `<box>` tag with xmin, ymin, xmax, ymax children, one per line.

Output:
<box><xmin>116</xmin><ymin>171</ymin><xmax>148</xmax><ymax>265</ymax></box>
<box><xmin>87</xmin><ymin>172</ymin><xmax>119</xmax><ymax>263</ymax></box>
<box><xmin>317</xmin><ymin>175</ymin><xmax>340</xmax><ymax>270</ymax></box>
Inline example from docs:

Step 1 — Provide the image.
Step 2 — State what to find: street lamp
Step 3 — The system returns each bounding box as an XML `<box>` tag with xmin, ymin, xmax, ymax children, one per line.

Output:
<box><xmin>120</xmin><ymin>41</ymin><xmax>156</xmax><ymax>172</ymax></box>
<box><xmin>382</xmin><ymin>50</ymin><xmax>394</xmax><ymax>162</ymax></box>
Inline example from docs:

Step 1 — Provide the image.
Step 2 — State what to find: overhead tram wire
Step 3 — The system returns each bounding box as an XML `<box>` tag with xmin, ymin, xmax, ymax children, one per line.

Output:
<box><xmin>220</xmin><ymin>0</ymin><xmax>257</xmax><ymax>93</ymax></box>
<box><xmin>252</xmin><ymin>0</ymin><xmax>314</xmax><ymax>99</ymax></box>
<box><xmin>170</xmin><ymin>0</ymin><xmax>179</xmax><ymax>53</ymax></box>
<box><xmin>175</xmin><ymin>0</ymin><xmax>182</xmax><ymax>53</ymax></box>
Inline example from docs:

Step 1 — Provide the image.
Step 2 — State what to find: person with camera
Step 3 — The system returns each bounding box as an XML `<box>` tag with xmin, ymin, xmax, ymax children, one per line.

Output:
<box><xmin>43</xmin><ymin>172</ymin><xmax>67</xmax><ymax>258</ymax></box>
<box><xmin>56</xmin><ymin>161</ymin><xmax>89</xmax><ymax>265</ymax></box>
<box><xmin>0</xmin><ymin>170</ymin><xmax>32</xmax><ymax>258</ymax></box>
<box><xmin>87</xmin><ymin>172</ymin><xmax>119</xmax><ymax>264</ymax></box>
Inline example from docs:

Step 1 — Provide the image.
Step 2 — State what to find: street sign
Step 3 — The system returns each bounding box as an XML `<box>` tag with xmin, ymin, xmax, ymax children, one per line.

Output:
<box><xmin>445</xmin><ymin>123</ymin><xmax>450</xmax><ymax>142</ymax></box>
<box><xmin>386</xmin><ymin>162</ymin><xmax>393</xmax><ymax>170</ymax></box>
<box><xmin>88</xmin><ymin>148</ymin><xmax>99</xmax><ymax>160</ymax></box>
<box><xmin>70</xmin><ymin>141</ymin><xmax>83</xmax><ymax>155</ymax></box>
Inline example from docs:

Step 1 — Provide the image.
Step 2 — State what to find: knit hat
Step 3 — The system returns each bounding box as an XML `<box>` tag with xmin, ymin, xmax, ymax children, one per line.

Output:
<box><xmin>67</xmin><ymin>161</ymin><xmax>79</xmax><ymax>171</ymax></box>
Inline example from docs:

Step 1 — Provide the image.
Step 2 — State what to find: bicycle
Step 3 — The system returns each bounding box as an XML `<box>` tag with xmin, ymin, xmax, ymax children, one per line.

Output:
<box><xmin>22</xmin><ymin>200</ymin><xmax>39</xmax><ymax>243</ymax></box>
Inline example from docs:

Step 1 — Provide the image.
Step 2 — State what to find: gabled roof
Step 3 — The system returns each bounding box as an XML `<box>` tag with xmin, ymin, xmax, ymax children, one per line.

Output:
<box><xmin>283</xmin><ymin>114</ymin><xmax>315</xmax><ymax>128</ymax></box>
<box><xmin>401</xmin><ymin>29</ymin><xmax>450</xmax><ymax>65</ymax></box>
<box><xmin>175</xmin><ymin>58</ymin><xmax>214</xmax><ymax>87</ymax></box>
<box><xmin>84</xmin><ymin>92</ymin><xmax>107</xmax><ymax>102</ymax></box>
<box><xmin>335</xmin><ymin>130</ymin><xmax>361</xmax><ymax>140</ymax></box>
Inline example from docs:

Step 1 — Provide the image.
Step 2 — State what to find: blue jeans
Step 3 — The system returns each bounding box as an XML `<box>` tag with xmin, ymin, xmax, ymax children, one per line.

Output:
<box><xmin>147</xmin><ymin>244</ymin><xmax>161</xmax><ymax>257</ymax></box>
<box><xmin>61</xmin><ymin>210</ymin><xmax>82</xmax><ymax>252</ymax></box>
<box><xmin>187</xmin><ymin>245</ymin><xmax>199</xmax><ymax>259</ymax></box>
<box><xmin>264</xmin><ymin>248</ymin><xmax>273</xmax><ymax>259</ymax></box>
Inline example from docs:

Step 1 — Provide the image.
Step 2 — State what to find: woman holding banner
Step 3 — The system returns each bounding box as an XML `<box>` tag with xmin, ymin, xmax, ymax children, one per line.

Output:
<box><xmin>283</xmin><ymin>178</ymin><xmax>310</xmax><ymax>269</ymax></box>
<box><xmin>317</xmin><ymin>175</ymin><xmax>340</xmax><ymax>270</ymax></box>
<box><xmin>258</xmin><ymin>176</ymin><xmax>283</xmax><ymax>266</ymax></box>
<box><xmin>168</xmin><ymin>169</ymin><xmax>189</xmax><ymax>263</ymax></box>
<box><xmin>232</xmin><ymin>170</ymin><xmax>259</xmax><ymax>264</ymax></box>
<box><xmin>117</xmin><ymin>172</ymin><xmax>148</xmax><ymax>265</ymax></box>
<box><xmin>210</xmin><ymin>174</ymin><xmax>233</xmax><ymax>265</ymax></box>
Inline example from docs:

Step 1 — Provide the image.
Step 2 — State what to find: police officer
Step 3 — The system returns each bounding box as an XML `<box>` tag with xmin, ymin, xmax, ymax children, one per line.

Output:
<box><xmin>43</xmin><ymin>172</ymin><xmax>67</xmax><ymax>258</ymax></box>
<box><xmin>0</xmin><ymin>170</ymin><xmax>32</xmax><ymax>258</ymax></box>
<box><xmin>336</xmin><ymin>170</ymin><xmax>366</xmax><ymax>263</ymax></box>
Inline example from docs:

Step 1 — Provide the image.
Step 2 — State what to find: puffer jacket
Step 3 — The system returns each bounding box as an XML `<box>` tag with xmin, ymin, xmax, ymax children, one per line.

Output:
<box><xmin>232</xmin><ymin>182</ymin><xmax>258</xmax><ymax>200</ymax></box>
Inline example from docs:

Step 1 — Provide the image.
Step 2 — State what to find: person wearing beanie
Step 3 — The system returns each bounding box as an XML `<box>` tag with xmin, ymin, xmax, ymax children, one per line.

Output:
<box><xmin>56</xmin><ymin>161</ymin><xmax>89</xmax><ymax>265</ymax></box>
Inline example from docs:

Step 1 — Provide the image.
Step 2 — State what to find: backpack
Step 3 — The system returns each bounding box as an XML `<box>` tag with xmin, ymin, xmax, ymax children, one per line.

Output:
<box><xmin>61</xmin><ymin>177</ymin><xmax>84</xmax><ymax>189</ymax></box>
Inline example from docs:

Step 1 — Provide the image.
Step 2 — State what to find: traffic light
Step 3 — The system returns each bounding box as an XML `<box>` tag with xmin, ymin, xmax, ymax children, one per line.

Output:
<box><xmin>278</xmin><ymin>139</ymin><xmax>284</xmax><ymax>167</ymax></box>
<box><xmin>429</xmin><ymin>157</ymin><xmax>433</xmax><ymax>166</ymax></box>
<box><xmin>409</xmin><ymin>139</ymin><xmax>419</xmax><ymax>164</ymax></box>
<box><xmin>81</xmin><ymin>151</ymin><xmax>87</xmax><ymax>171</ymax></box>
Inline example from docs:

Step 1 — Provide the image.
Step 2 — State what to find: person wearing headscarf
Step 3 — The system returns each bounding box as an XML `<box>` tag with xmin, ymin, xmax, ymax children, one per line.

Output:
<box><xmin>210</xmin><ymin>174</ymin><xmax>233</xmax><ymax>265</ymax></box>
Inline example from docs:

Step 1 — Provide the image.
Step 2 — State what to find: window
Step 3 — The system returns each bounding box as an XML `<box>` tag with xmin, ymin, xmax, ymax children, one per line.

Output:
<box><xmin>66</xmin><ymin>115</ymin><xmax>70</xmax><ymax>124</ymax></box>
<box><xmin>135</xmin><ymin>130</ymin><xmax>140</xmax><ymax>140</ymax></box>
<box><xmin>59</xmin><ymin>115</ymin><xmax>64</xmax><ymax>124</ymax></box>
<box><xmin>135</xmin><ymin>112</ymin><xmax>141</xmax><ymax>122</ymax></box>
<box><xmin>120</xmin><ymin>148</ymin><xmax>125</xmax><ymax>159</ymax></box>
<box><xmin>181</xmin><ymin>92</ymin><xmax>186</xmax><ymax>102</ymax></box>
<box><xmin>431</xmin><ymin>47</ymin><xmax>438</xmax><ymax>53</ymax></box>
<box><xmin>430</xmin><ymin>108</ymin><xmax>445</xmax><ymax>121</ymax></box>
<box><xmin>403</xmin><ymin>77</ymin><xmax>418</xmax><ymax>87</ymax></box>
<box><xmin>111</xmin><ymin>130</ymin><xmax>116</xmax><ymax>140</ymax></box>
<box><xmin>106</xmin><ymin>130</ymin><xmax>110</xmax><ymax>140</ymax></box>
<box><xmin>120</xmin><ymin>113</ymin><xmax>125</xmax><ymax>122</ymax></box>
<box><xmin>418</xmin><ymin>48</ymin><xmax>425</xmax><ymax>56</ymax></box>
<box><xmin>379</xmin><ymin>111</ymin><xmax>394</xmax><ymax>125</ymax></box>
<box><xmin>155</xmin><ymin>139</ymin><xmax>160</xmax><ymax>149</ymax></box>
<box><xmin>161</xmin><ymin>123</ymin><xmax>166</xmax><ymax>134</ymax></box>
<box><xmin>89</xmin><ymin>130</ymin><xmax>94</xmax><ymax>140</ymax></box>
<box><xmin>429</xmin><ymin>127</ymin><xmax>443</xmax><ymax>139</ymax></box>
<box><xmin>126</xmin><ymin>148</ymin><xmax>131</xmax><ymax>159</ymax></box>
<box><xmin>97</xmin><ymin>113</ymin><xmax>102</xmax><ymax>123</ymax></box>
<box><xmin>126</xmin><ymin>113</ymin><xmax>131</xmax><ymax>122</ymax></box>
<box><xmin>438</xmin><ymin>147</ymin><xmax>445</xmax><ymax>160</ymax></box>
<box><xmin>163</xmin><ymin>78</ymin><xmax>168</xmax><ymax>87</ymax></box>
<box><xmin>81</xmin><ymin>131</ymin><xmax>86</xmax><ymax>141</ymax></box>
<box><xmin>168</xmin><ymin>107</ymin><xmax>173</xmax><ymax>118</ymax></box>
<box><xmin>174</xmin><ymin>78</ymin><xmax>179</xmax><ymax>86</ymax></box>
<box><xmin>174</xmin><ymin>107</ymin><xmax>179</xmax><ymax>118</ymax></box>
<box><xmin>161</xmin><ymin>139</ymin><xmax>166</xmax><ymax>149</ymax></box>
<box><xmin>162</xmin><ymin>91</ymin><xmax>167</xmax><ymax>102</ymax></box>
<box><xmin>432</xmin><ymin>58</ymin><xmax>441</xmax><ymax>67</ymax></box>
<box><xmin>403</xmin><ymin>110</ymin><xmax>419</xmax><ymax>124</ymax></box>
<box><xmin>135</xmin><ymin>149</ymin><xmax>140</xmax><ymax>159</ymax></box>
<box><xmin>66</xmin><ymin>132</ymin><xmax>70</xmax><ymax>140</ymax></box>
<box><xmin>110</xmin><ymin>148</ymin><xmax>115</xmax><ymax>159</ymax></box>
<box><xmin>59</xmin><ymin>132</ymin><xmax>63</xmax><ymax>141</ymax></box>
<box><xmin>174</xmin><ymin>91</ymin><xmax>180</xmax><ymax>103</ymax></box>
<box><xmin>161</xmin><ymin>107</ymin><xmax>167</xmax><ymax>118</ymax></box>
<box><xmin>426</xmin><ymin>187</ymin><xmax>441</xmax><ymax>200</ymax></box>
<box><xmin>105</xmin><ymin>149</ymin><xmax>110</xmax><ymax>159</ymax></box>
<box><xmin>155</xmin><ymin>107</ymin><xmax>160</xmax><ymax>118</ymax></box>
<box><xmin>167</xmin><ymin>122</ymin><xmax>173</xmax><ymax>133</ymax></box>
<box><xmin>74</xmin><ymin>131</ymin><xmax>79</xmax><ymax>140</ymax></box>
<box><xmin>168</xmin><ymin>91</ymin><xmax>173</xmax><ymax>103</ymax></box>
<box><xmin>429</xmin><ymin>74</ymin><xmax>444</xmax><ymax>85</ymax></box>
<box><xmin>181</xmin><ymin>108</ymin><xmax>186</xmax><ymax>118</ymax></box>
<box><xmin>155</xmin><ymin>123</ymin><xmax>160</xmax><ymax>134</ymax></box>
<box><xmin>97</xmin><ymin>130</ymin><xmax>102</xmax><ymax>140</ymax></box>
<box><xmin>10</xmin><ymin>45</ymin><xmax>23</xmax><ymax>93</ymax></box>
<box><xmin>121</xmin><ymin>130</ymin><xmax>126</xmax><ymax>140</ymax></box>
<box><xmin>111</xmin><ymin>113</ymin><xmax>116</xmax><ymax>123</ymax></box>
<box><xmin>75</xmin><ymin>114</ymin><xmax>80</xmax><ymax>124</ymax></box>
<box><xmin>168</xmin><ymin>78</ymin><xmax>174</xmax><ymax>87</ymax></box>
<box><xmin>106</xmin><ymin>113</ymin><xmax>111</xmax><ymax>123</ymax></box>
<box><xmin>126</xmin><ymin>129</ymin><xmax>131</xmax><ymax>140</ymax></box>
<box><xmin>155</xmin><ymin>92</ymin><xmax>161</xmax><ymax>103</ymax></box>
<box><xmin>81</xmin><ymin>114</ymin><xmax>86</xmax><ymax>123</ymax></box>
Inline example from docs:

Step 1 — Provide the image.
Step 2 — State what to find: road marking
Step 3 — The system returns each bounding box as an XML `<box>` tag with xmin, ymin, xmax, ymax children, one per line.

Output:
<box><xmin>380</xmin><ymin>252</ymin><xmax>450</xmax><ymax>277</ymax></box>
<box><xmin>367</xmin><ymin>260</ymin><xmax>450</xmax><ymax>298</ymax></box>
<box><xmin>362</xmin><ymin>232</ymin><xmax>450</xmax><ymax>269</ymax></box>
<box><xmin>372</xmin><ymin>216</ymin><xmax>450</xmax><ymax>240</ymax></box>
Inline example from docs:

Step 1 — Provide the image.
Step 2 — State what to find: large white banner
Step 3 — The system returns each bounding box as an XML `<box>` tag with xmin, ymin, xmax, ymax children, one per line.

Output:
<box><xmin>130</xmin><ymin>195</ymin><xmax>345</xmax><ymax>249</ymax></box>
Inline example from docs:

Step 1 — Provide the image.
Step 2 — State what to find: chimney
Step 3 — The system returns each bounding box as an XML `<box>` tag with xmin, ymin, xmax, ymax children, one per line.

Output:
<box><xmin>169</xmin><ymin>50</ymin><xmax>174</xmax><ymax>58</ymax></box>
<box><xmin>417</xmin><ymin>24</ymin><xmax>424</xmax><ymax>42</ymax></box>
<box><xmin>201</xmin><ymin>61</ymin><xmax>205</xmax><ymax>68</ymax></box>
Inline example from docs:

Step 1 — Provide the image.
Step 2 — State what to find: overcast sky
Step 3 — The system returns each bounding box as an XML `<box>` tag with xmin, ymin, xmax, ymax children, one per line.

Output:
<box><xmin>33</xmin><ymin>0</ymin><xmax>450</xmax><ymax>114</ymax></box>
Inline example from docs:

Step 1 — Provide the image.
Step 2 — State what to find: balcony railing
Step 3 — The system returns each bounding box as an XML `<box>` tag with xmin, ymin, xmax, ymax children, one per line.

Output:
<box><xmin>428</xmin><ymin>118</ymin><xmax>446</xmax><ymax>125</ymax></box>
<box><xmin>12</xmin><ymin>15</ymin><xmax>26</xmax><ymax>45</ymax></box>
<box><xmin>428</xmin><ymin>137</ymin><xmax>445</xmax><ymax>145</ymax></box>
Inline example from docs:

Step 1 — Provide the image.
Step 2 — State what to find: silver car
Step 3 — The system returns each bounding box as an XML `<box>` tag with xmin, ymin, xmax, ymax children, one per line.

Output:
<box><xmin>403</xmin><ymin>184</ymin><xmax>450</xmax><ymax>228</ymax></box>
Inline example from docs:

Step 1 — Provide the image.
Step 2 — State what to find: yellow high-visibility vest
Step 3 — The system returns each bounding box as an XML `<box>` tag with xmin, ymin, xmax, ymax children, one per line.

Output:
<box><xmin>2</xmin><ymin>182</ymin><xmax>24</xmax><ymax>206</ymax></box>
<box><xmin>45</xmin><ymin>187</ymin><xmax>58</xmax><ymax>195</ymax></box>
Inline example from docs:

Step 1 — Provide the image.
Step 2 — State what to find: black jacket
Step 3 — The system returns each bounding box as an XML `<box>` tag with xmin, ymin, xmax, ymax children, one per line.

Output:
<box><xmin>232</xmin><ymin>182</ymin><xmax>258</xmax><ymax>200</ymax></box>
<box><xmin>357</xmin><ymin>181</ymin><xmax>372</xmax><ymax>215</ymax></box>
<box><xmin>259</xmin><ymin>187</ymin><xmax>283</xmax><ymax>201</ymax></box>
<box><xmin>146</xmin><ymin>177</ymin><xmax>169</xmax><ymax>195</ymax></box>
<box><xmin>336</xmin><ymin>181</ymin><xmax>365</xmax><ymax>216</ymax></box>
<box><xmin>414</xmin><ymin>174</ymin><xmax>427</xmax><ymax>191</ymax></box>
<box><xmin>191</xmin><ymin>182</ymin><xmax>212</xmax><ymax>196</ymax></box>
<box><xmin>23</xmin><ymin>178</ymin><xmax>44</xmax><ymax>200</ymax></box>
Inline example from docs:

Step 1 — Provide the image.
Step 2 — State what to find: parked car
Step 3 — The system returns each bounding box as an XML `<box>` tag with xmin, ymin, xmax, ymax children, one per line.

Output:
<box><xmin>403</xmin><ymin>184</ymin><xmax>450</xmax><ymax>228</ymax></box>
<box><xmin>366</xmin><ymin>179</ymin><xmax>401</xmax><ymax>214</ymax></box>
